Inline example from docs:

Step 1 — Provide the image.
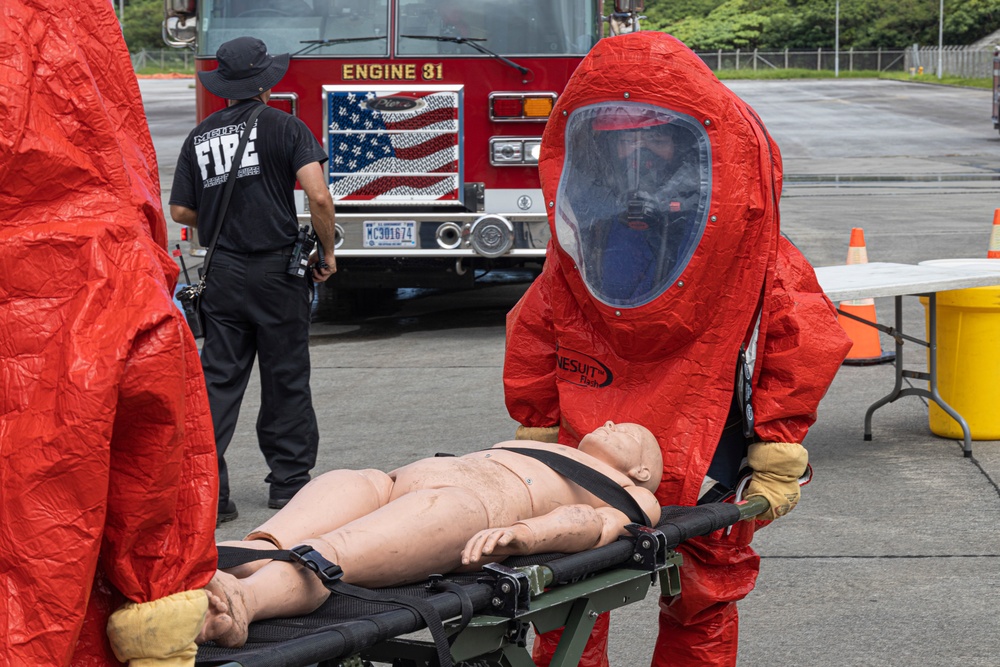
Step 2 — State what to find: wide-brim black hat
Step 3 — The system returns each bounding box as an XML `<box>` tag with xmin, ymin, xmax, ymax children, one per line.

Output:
<box><xmin>199</xmin><ymin>36</ymin><xmax>289</xmax><ymax>101</ymax></box>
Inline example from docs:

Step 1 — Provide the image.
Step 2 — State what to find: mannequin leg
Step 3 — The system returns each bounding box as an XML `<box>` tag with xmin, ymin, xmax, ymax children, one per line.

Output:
<box><xmin>218</xmin><ymin>468</ymin><xmax>394</xmax><ymax>577</ymax></box>
<box><xmin>203</xmin><ymin>485</ymin><xmax>493</xmax><ymax>646</ymax></box>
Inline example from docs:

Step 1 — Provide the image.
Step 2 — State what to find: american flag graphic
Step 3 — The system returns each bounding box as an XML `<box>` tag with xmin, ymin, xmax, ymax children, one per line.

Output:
<box><xmin>326</xmin><ymin>89</ymin><xmax>461</xmax><ymax>203</ymax></box>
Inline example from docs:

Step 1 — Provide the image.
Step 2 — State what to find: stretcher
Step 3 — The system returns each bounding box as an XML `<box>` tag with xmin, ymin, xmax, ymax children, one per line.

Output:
<box><xmin>194</xmin><ymin>497</ymin><xmax>766</xmax><ymax>667</ymax></box>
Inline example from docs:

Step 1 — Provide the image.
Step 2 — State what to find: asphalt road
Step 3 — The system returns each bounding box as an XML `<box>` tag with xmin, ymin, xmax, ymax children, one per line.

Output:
<box><xmin>140</xmin><ymin>78</ymin><xmax>1000</xmax><ymax>666</ymax></box>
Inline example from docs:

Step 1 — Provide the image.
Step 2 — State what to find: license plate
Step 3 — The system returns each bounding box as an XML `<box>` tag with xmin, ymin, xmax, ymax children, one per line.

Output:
<box><xmin>364</xmin><ymin>221</ymin><xmax>416</xmax><ymax>248</ymax></box>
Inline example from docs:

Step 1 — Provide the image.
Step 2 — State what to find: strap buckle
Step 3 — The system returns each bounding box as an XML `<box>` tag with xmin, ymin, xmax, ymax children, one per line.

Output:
<box><xmin>289</xmin><ymin>544</ymin><xmax>344</xmax><ymax>584</ymax></box>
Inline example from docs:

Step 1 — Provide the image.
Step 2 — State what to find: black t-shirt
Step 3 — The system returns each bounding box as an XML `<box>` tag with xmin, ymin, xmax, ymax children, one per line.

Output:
<box><xmin>169</xmin><ymin>100</ymin><xmax>327</xmax><ymax>253</ymax></box>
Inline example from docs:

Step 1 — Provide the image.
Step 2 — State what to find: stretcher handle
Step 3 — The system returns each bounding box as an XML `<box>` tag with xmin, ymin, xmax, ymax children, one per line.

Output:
<box><xmin>737</xmin><ymin>495</ymin><xmax>771</xmax><ymax>520</ymax></box>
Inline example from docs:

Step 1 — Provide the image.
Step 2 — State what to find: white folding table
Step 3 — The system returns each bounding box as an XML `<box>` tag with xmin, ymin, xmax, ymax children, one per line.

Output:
<box><xmin>814</xmin><ymin>262</ymin><xmax>1000</xmax><ymax>457</ymax></box>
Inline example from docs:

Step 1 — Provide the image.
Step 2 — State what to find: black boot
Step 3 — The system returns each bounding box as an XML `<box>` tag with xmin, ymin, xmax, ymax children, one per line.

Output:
<box><xmin>217</xmin><ymin>498</ymin><xmax>239</xmax><ymax>525</ymax></box>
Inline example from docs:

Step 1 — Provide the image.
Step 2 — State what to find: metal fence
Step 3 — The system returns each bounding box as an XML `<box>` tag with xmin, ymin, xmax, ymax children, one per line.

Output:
<box><xmin>693</xmin><ymin>45</ymin><xmax>995</xmax><ymax>77</ymax></box>
<box><xmin>694</xmin><ymin>48</ymin><xmax>907</xmax><ymax>73</ymax></box>
<box><xmin>130</xmin><ymin>49</ymin><xmax>195</xmax><ymax>72</ymax></box>
<box><xmin>905</xmin><ymin>45</ymin><xmax>997</xmax><ymax>78</ymax></box>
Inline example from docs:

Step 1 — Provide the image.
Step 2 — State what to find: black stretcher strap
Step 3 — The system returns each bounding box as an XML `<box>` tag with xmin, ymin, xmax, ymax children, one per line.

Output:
<box><xmin>289</xmin><ymin>546</ymin><xmax>455</xmax><ymax>667</ymax></box>
<box><xmin>428</xmin><ymin>576</ymin><xmax>475</xmax><ymax>643</ymax></box>
<box><xmin>496</xmin><ymin>447</ymin><xmax>652</xmax><ymax>527</ymax></box>
<box><xmin>217</xmin><ymin>545</ymin><xmax>295</xmax><ymax>571</ymax></box>
<box><xmin>328</xmin><ymin>580</ymin><xmax>453</xmax><ymax>666</ymax></box>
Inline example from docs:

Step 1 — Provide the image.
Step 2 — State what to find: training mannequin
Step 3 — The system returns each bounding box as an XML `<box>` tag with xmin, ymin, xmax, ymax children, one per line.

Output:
<box><xmin>198</xmin><ymin>422</ymin><xmax>663</xmax><ymax>647</ymax></box>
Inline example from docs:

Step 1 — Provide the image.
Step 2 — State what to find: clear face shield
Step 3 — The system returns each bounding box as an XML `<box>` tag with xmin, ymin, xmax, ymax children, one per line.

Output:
<box><xmin>554</xmin><ymin>103</ymin><xmax>712</xmax><ymax>308</ymax></box>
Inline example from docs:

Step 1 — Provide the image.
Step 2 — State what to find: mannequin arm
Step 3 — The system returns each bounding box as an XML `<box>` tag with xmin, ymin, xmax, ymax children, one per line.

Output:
<box><xmin>461</xmin><ymin>504</ymin><xmax>635</xmax><ymax>565</ymax></box>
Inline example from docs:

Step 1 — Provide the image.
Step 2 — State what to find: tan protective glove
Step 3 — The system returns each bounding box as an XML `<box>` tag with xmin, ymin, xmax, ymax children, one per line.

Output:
<box><xmin>515</xmin><ymin>424</ymin><xmax>560</xmax><ymax>443</ymax></box>
<box><xmin>745</xmin><ymin>441</ymin><xmax>808</xmax><ymax>521</ymax></box>
<box><xmin>107</xmin><ymin>589</ymin><xmax>208</xmax><ymax>667</ymax></box>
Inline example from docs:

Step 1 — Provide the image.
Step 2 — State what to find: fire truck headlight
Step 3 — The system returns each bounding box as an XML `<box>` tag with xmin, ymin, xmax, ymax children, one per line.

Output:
<box><xmin>523</xmin><ymin>140</ymin><xmax>542</xmax><ymax>164</ymax></box>
<box><xmin>490</xmin><ymin>138</ymin><xmax>543</xmax><ymax>166</ymax></box>
<box><xmin>491</xmin><ymin>139</ymin><xmax>524</xmax><ymax>164</ymax></box>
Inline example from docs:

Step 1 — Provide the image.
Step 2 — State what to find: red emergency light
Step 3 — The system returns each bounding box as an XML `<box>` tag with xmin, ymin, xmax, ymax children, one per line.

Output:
<box><xmin>490</xmin><ymin>93</ymin><xmax>556</xmax><ymax>122</ymax></box>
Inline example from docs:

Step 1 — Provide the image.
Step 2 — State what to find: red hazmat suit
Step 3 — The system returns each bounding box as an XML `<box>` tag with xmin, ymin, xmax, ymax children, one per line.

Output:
<box><xmin>0</xmin><ymin>2</ymin><xmax>218</xmax><ymax>665</ymax></box>
<box><xmin>503</xmin><ymin>33</ymin><xmax>851</xmax><ymax>666</ymax></box>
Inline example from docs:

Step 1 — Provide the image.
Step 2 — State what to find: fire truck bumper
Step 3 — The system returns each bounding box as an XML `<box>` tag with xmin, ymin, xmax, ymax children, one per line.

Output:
<box><xmin>302</xmin><ymin>211</ymin><xmax>550</xmax><ymax>260</ymax></box>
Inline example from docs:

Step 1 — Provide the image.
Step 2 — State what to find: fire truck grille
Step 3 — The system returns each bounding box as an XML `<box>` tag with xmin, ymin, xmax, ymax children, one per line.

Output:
<box><xmin>325</xmin><ymin>87</ymin><xmax>462</xmax><ymax>205</ymax></box>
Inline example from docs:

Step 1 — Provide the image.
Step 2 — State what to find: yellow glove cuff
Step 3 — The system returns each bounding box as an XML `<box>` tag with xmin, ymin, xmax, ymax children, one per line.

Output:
<box><xmin>107</xmin><ymin>589</ymin><xmax>208</xmax><ymax>666</ymax></box>
<box><xmin>745</xmin><ymin>442</ymin><xmax>808</xmax><ymax>520</ymax></box>
<box><xmin>515</xmin><ymin>425</ymin><xmax>560</xmax><ymax>443</ymax></box>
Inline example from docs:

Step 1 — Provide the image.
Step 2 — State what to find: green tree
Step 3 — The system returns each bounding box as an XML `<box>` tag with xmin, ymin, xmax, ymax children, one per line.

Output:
<box><xmin>643</xmin><ymin>0</ymin><xmax>727</xmax><ymax>25</ymax></box>
<box><xmin>944</xmin><ymin>0</ymin><xmax>1000</xmax><ymax>43</ymax></box>
<box><xmin>658</xmin><ymin>0</ymin><xmax>776</xmax><ymax>49</ymax></box>
<box><xmin>122</xmin><ymin>0</ymin><xmax>166</xmax><ymax>51</ymax></box>
<box><xmin>640</xmin><ymin>0</ymin><xmax>1000</xmax><ymax>49</ymax></box>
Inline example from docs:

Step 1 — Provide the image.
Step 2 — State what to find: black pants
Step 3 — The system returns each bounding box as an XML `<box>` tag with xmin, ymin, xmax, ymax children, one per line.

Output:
<box><xmin>201</xmin><ymin>248</ymin><xmax>319</xmax><ymax>502</ymax></box>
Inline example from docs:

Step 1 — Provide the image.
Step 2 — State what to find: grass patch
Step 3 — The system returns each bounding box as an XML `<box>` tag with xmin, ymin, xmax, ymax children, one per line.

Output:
<box><xmin>715</xmin><ymin>67</ymin><xmax>864</xmax><ymax>79</ymax></box>
<box><xmin>715</xmin><ymin>67</ymin><xmax>991</xmax><ymax>89</ymax></box>
<box><xmin>135</xmin><ymin>66</ymin><xmax>195</xmax><ymax>76</ymax></box>
<box><xmin>876</xmin><ymin>71</ymin><xmax>991</xmax><ymax>89</ymax></box>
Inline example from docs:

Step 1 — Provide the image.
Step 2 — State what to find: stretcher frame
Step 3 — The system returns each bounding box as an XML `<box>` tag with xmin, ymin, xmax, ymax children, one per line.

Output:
<box><xmin>198</xmin><ymin>500</ymin><xmax>763</xmax><ymax>667</ymax></box>
<box><xmin>366</xmin><ymin>553</ymin><xmax>683</xmax><ymax>667</ymax></box>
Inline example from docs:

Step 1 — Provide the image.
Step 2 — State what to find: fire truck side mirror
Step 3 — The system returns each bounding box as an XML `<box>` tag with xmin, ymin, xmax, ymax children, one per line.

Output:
<box><xmin>163</xmin><ymin>0</ymin><xmax>197</xmax><ymax>47</ymax></box>
<box><xmin>614</xmin><ymin>0</ymin><xmax>645</xmax><ymax>11</ymax></box>
<box><xmin>164</xmin><ymin>0</ymin><xmax>196</xmax><ymax>19</ymax></box>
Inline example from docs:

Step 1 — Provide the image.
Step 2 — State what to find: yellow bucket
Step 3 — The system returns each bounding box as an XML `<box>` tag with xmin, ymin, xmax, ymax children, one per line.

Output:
<box><xmin>919</xmin><ymin>259</ymin><xmax>1000</xmax><ymax>440</ymax></box>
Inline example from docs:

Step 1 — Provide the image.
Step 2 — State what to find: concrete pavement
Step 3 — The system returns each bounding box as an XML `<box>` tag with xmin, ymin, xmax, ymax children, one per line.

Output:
<box><xmin>212</xmin><ymin>287</ymin><xmax>1000</xmax><ymax>666</ymax></box>
<box><xmin>142</xmin><ymin>78</ymin><xmax>1000</xmax><ymax>665</ymax></box>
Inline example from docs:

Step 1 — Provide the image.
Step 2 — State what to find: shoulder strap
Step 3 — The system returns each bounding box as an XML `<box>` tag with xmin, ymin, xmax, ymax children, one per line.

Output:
<box><xmin>200</xmin><ymin>102</ymin><xmax>267</xmax><ymax>278</ymax></box>
<box><xmin>496</xmin><ymin>447</ymin><xmax>652</xmax><ymax>527</ymax></box>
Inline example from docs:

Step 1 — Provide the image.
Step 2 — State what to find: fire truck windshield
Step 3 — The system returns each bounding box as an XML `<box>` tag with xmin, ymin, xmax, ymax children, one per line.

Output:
<box><xmin>196</xmin><ymin>0</ymin><xmax>596</xmax><ymax>57</ymax></box>
<box><xmin>397</xmin><ymin>0</ymin><xmax>596</xmax><ymax>56</ymax></box>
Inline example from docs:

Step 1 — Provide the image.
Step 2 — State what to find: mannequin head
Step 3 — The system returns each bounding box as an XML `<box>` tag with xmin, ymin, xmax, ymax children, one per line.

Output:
<box><xmin>578</xmin><ymin>422</ymin><xmax>663</xmax><ymax>492</ymax></box>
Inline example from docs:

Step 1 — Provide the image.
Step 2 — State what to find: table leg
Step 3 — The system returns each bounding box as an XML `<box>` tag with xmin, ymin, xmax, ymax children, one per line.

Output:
<box><xmin>864</xmin><ymin>296</ymin><xmax>906</xmax><ymax>441</ymax></box>
<box><xmin>925</xmin><ymin>293</ymin><xmax>973</xmax><ymax>457</ymax></box>
<box><xmin>862</xmin><ymin>294</ymin><xmax>973</xmax><ymax>457</ymax></box>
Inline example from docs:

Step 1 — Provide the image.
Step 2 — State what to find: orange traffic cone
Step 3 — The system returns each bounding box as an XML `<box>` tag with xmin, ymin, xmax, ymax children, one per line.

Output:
<box><xmin>839</xmin><ymin>228</ymin><xmax>896</xmax><ymax>365</ymax></box>
<box><xmin>988</xmin><ymin>209</ymin><xmax>1000</xmax><ymax>258</ymax></box>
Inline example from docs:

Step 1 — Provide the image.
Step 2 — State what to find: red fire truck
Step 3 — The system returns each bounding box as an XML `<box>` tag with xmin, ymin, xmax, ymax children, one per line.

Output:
<box><xmin>163</xmin><ymin>0</ymin><xmax>644</xmax><ymax>310</ymax></box>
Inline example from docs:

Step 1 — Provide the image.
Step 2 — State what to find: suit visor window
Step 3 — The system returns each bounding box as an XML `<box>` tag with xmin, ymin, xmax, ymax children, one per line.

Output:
<box><xmin>555</xmin><ymin>103</ymin><xmax>712</xmax><ymax>308</ymax></box>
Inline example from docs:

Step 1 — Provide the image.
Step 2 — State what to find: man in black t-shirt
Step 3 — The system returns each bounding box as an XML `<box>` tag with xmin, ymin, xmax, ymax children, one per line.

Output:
<box><xmin>170</xmin><ymin>36</ymin><xmax>337</xmax><ymax>524</ymax></box>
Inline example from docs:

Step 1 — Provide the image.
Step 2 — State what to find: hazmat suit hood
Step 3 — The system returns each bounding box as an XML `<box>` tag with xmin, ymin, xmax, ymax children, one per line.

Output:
<box><xmin>506</xmin><ymin>36</ymin><xmax>851</xmax><ymax>664</ymax></box>
<box><xmin>539</xmin><ymin>31</ymin><xmax>782</xmax><ymax>362</ymax></box>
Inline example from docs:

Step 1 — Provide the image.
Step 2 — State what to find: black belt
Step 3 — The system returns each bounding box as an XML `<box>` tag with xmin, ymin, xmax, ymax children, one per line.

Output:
<box><xmin>216</xmin><ymin>246</ymin><xmax>293</xmax><ymax>257</ymax></box>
